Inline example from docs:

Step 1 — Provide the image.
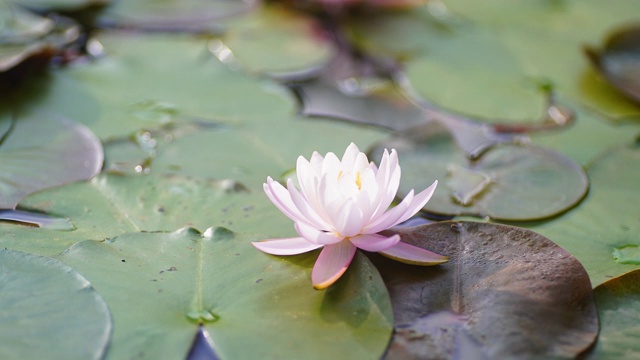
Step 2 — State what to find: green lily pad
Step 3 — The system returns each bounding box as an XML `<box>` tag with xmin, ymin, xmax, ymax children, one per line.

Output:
<box><xmin>368</xmin><ymin>121</ymin><xmax>589</xmax><ymax>221</ymax></box>
<box><xmin>0</xmin><ymin>249</ymin><xmax>111</xmax><ymax>359</ymax></box>
<box><xmin>11</xmin><ymin>0</ymin><xmax>109</xmax><ymax>12</ymax></box>
<box><xmin>97</xmin><ymin>0</ymin><xmax>255</xmax><ymax>30</ymax></box>
<box><xmin>587</xmin><ymin>270</ymin><xmax>640</xmax><ymax>359</ymax></box>
<box><xmin>372</xmin><ymin>221</ymin><xmax>597</xmax><ymax>359</ymax></box>
<box><xmin>0</xmin><ymin>110</ymin><xmax>103</xmax><ymax>210</ymax></box>
<box><xmin>58</xmin><ymin>228</ymin><xmax>393</xmax><ymax>359</ymax></box>
<box><xmin>221</xmin><ymin>4</ymin><xmax>333</xmax><ymax>75</ymax></box>
<box><xmin>524</xmin><ymin>139</ymin><xmax>640</xmax><ymax>286</ymax></box>
<box><xmin>586</xmin><ymin>26</ymin><xmax>640</xmax><ymax>105</ymax></box>
<box><xmin>0</xmin><ymin>4</ymin><xmax>54</xmax><ymax>44</ymax></box>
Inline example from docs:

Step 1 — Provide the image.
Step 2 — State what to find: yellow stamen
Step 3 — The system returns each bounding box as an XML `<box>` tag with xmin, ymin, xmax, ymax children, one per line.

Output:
<box><xmin>355</xmin><ymin>171</ymin><xmax>362</xmax><ymax>190</ymax></box>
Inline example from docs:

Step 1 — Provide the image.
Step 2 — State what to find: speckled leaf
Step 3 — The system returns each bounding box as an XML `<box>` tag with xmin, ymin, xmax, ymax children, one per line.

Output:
<box><xmin>587</xmin><ymin>270</ymin><xmax>640</xmax><ymax>359</ymax></box>
<box><xmin>58</xmin><ymin>228</ymin><xmax>393</xmax><ymax>360</ymax></box>
<box><xmin>368</xmin><ymin>122</ymin><xmax>589</xmax><ymax>221</ymax></box>
<box><xmin>524</xmin><ymin>140</ymin><xmax>640</xmax><ymax>286</ymax></box>
<box><xmin>0</xmin><ymin>110</ymin><xmax>103</xmax><ymax>209</ymax></box>
<box><xmin>0</xmin><ymin>249</ymin><xmax>111</xmax><ymax>359</ymax></box>
<box><xmin>372</xmin><ymin>221</ymin><xmax>597</xmax><ymax>359</ymax></box>
<box><xmin>586</xmin><ymin>26</ymin><xmax>640</xmax><ymax>105</ymax></box>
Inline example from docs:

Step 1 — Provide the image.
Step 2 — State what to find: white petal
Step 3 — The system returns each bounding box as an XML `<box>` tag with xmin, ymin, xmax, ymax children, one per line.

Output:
<box><xmin>322</xmin><ymin>152</ymin><xmax>342</xmax><ymax>178</ymax></box>
<box><xmin>341</xmin><ymin>143</ymin><xmax>361</xmax><ymax>170</ymax></box>
<box><xmin>252</xmin><ymin>237</ymin><xmax>323</xmax><ymax>255</ymax></box>
<box><xmin>363</xmin><ymin>190</ymin><xmax>415</xmax><ymax>234</ymax></box>
<box><xmin>350</xmin><ymin>233</ymin><xmax>400</xmax><ymax>252</ymax></box>
<box><xmin>333</xmin><ymin>199</ymin><xmax>365</xmax><ymax>237</ymax></box>
<box><xmin>295</xmin><ymin>222</ymin><xmax>343</xmax><ymax>245</ymax></box>
<box><xmin>287</xmin><ymin>179</ymin><xmax>331</xmax><ymax>231</ymax></box>
<box><xmin>378</xmin><ymin>241</ymin><xmax>448</xmax><ymax>265</ymax></box>
<box><xmin>311</xmin><ymin>241</ymin><xmax>357</xmax><ymax>290</ymax></box>
<box><xmin>393</xmin><ymin>180</ymin><xmax>438</xmax><ymax>225</ymax></box>
<box><xmin>263</xmin><ymin>178</ymin><xmax>310</xmax><ymax>226</ymax></box>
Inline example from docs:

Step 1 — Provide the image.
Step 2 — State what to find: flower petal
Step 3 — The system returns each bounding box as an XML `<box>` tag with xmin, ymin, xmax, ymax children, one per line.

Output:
<box><xmin>333</xmin><ymin>199</ymin><xmax>365</xmax><ymax>237</ymax></box>
<box><xmin>252</xmin><ymin>237</ymin><xmax>323</xmax><ymax>255</ymax></box>
<box><xmin>350</xmin><ymin>233</ymin><xmax>401</xmax><ymax>252</ymax></box>
<box><xmin>363</xmin><ymin>190</ymin><xmax>415</xmax><ymax>234</ymax></box>
<box><xmin>287</xmin><ymin>179</ymin><xmax>331</xmax><ymax>231</ymax></box>
<box><xmin>393</xmin><ymin>180</ymin><xmax>438</xmax><ymax>225</ymax></box>
<box><xmin>378</xmin><ymin>241</ymin><xmax>448</xmax><ymax>265</ymax></box>
<box><xmin>295</xmin><ymin>222</ymin><xmax>343</xmax><ymax>245</ymax></box>
<box><xmin>264</xmin><ymin>177</ymin><xmax>308</xmax><ymax>225</ymax></box>
<box><xmin>312</xmin><ymin>241</ymin><xmax>357</xmax><ymax>290</ymax></box>
<box><xmin>341</xmin><ymin>143</ymin><xmax>361</xmax><ymax>170</ymax></box>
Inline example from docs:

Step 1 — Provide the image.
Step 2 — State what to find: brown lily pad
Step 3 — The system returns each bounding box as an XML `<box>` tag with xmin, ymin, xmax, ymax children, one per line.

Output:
<box><xmin>586</xmin><ymin>25</ymin><xmax>640</xmax><ymax>105</ymax></box>
<box><xmin>371</xmin><ymin>221</ymin><xmax>598</xmax><ymax>359</ymax></box>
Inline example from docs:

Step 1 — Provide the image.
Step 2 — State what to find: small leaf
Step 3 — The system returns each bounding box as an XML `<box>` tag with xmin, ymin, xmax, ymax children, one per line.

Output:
<box><xmin>0</xmin><ymin>110</ymin><xmax>103</xmax><ymax>209</ymax></box>
<box><xmin>372</xmin><ymin>221</ymin><xmax>597</xmax><ymax>359</ymax></box>
<box><xmin>0</xmin><ymin>249</ymin><xmax>111</xmax><ymax>359</ymax></box>
<box><xmin>57</xmin><ymin>228</ymin><xmax>393</xmax><ymax>359</ymax></box>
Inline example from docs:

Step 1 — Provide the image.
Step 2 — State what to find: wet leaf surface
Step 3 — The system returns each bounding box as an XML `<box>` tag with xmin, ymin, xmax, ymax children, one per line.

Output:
<box><xmin>0</xmin><ymin>249</ymin><xmax>111</xmax><ymax>359</ymax></box>
<box><xmin>586</xmin><ymin>26</ymin><xmax>640</xmax><ymax>105</ymax></box>
<box><xmin>371</xmin><ymin>221</ymin><xmax>597</xmax><ymax>359</ymax></box>
<box><xmin>368</xmin><ymin>122</ymin><xmax>589</xmax><ymax>221</ymax></box>
<box><xmin>0</xmin><ymin>110</ymin><xmax>103</xmax><ymax>209</ymax></box>
<box><xmin>586</xmin><ymin>270</ymin><xmax>640</xmax><ymax>359</ymax></box>
<box><xmin>58</xmin><ymin>228</ymin><xmax>393</xmax><ymax>359</ymax></box>
<box><xmin>523</xmin><ymin>139</ymin><xmax>640</xmax><ymax>286</ymax></box>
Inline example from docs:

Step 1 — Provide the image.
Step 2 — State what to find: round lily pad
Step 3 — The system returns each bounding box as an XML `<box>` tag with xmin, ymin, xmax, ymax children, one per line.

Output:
<box><xmin>372</xmin><ymin>221</ymin><xmax>597</xmax><ymax>359</ymax></box>
<box><xmin>368</xmin><ymin>122</ymin><xmax>589</xmax><ymax>221</ymax></box>
<box><xmin>0</xmin><ymin>249</ymin><xmax>111</xmax><ymax>359</ymax></box>
<box><xmin>0</xmin><ymin>110</ymin><xmax>103</xmax><ymax>209</ymax></box>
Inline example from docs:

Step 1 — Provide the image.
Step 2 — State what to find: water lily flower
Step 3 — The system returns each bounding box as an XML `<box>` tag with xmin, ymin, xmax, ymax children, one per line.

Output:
<box><xmin>253</xmin><ymin>143</ymin><xmax>447</xmax><ymax>289</ymax></box>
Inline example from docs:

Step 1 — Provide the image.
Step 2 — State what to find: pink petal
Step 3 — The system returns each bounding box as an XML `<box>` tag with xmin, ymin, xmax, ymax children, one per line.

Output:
<box><xmin>295</xmin><ymin>222</ymin><xmax>343</xmax><ymax>245</ymax></box>
<box><xmin>378</xmin><ymin>241</ymin><xmax>448</xmax><ymax>265</ymax></box>
<box><xmin>252</xmin><ymin>237</ymin><xmax>323</xmax><ymax>255</ymax></box>
<box><xmin>350</xmin><ymin>233</ymin><xmax>401</xmax><ymax>252</ymax></box>
<box><xmin>311</xmin><ymin>241</ymin><xmax>356</xmax><ymax>290</ymax></box>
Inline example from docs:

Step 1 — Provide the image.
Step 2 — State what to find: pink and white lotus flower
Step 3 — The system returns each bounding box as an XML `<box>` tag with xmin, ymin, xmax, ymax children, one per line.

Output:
<box><xmin>253</xmin><ymin>143</ymin><xmax>447</xmax><ymax>289</ymax></box>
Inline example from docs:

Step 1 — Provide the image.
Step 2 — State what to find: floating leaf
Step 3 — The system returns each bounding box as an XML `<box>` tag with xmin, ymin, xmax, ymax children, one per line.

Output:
<box><xmin>587</xmin><ymin>270</ymin><xmax>640</xmax><ymax>359</ymax></box>
<box><xmin>586</xmin><ymin>26</ymin><xmax>640</xmax><ymax>105</ymax></box>
<box><xmin>371</xmin><ymin>221</ymin><xmax>597</xmax><ymax>359</ymax></box>
<box><xmin>97</xmin><ymin>0</ymin><xmax>256</xmax><ymax>31</ymax></box>
<box><xmin>220</xmin><ymin>4</ymin><xmax>333</xmax><ymax>75</ymax></box>
<box><xmin>524</xmin><ymin>140</ymin><xmax>640</xmax><ymax>286</ymax></box>
<box><xmin>0</xmin><ymin>110</ymin><xmax>103</xmax><ymax>210</ymax></box>
<box><xmin>368</xmin><ymin>122</ymin><xmax>589</xmax><ymax>221</ymax></box>
<box><xmin>58</xmin><ymin>228</ymin><xmax>393</xmax><ymax>359</ymax></box>
<box><xmin>11</xmin><ymin>0</ymin><xmax>109</xmax><ymax>12</ymax></box>
<box><xmin>0</xmin><ymin>249</ymin><xmax>111</xmax><ymax>359</ymax></box>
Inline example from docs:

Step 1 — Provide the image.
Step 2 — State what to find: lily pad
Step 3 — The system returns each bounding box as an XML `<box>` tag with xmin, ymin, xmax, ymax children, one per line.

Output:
<box><xmin>0</xmin><ymin>110</ymin><xmax>103</xmax><ymax>210</ymax></box>
<box><xmin>586</xmin><ymin>26</ymin><xmax>640</xmax><ymax>105</ymax></box>
<box><xmin>11</xmin><ymin>0</ymin><xmax>109</xmax><ymax>12</ymax></box>
<box><xmin>0</xmin><ymin>249</ymin><xmax>111</xmax><ymax>359</ymax></box>
<box><xmin>58</xmin><ymin>228</ymin><xmax>393</xmax><ymax>359</ymax></box>
<box><xmin>372</xmin><ymin>221</ymin><xmax>597</xmax><ymax>359</ymax></box>
<box><xmin>368</xmin><ymin>121</ymin><xmax>589</xmax><ymax>221</ymax></box>
<box><xmin>220</xmin><ymin>4</ymin><xmax>333</xmax><ymax>75</ymax></box>
<box><xmin>587</xmin><ymin>270</ymin><xmax>640</xmax><ymax>359</ymax></box>
<box><xmin>97</xmin><ymin>0</ymin><xmax>256</xmax><ymax>31</ymax></box>
<box><xmin>524</xmin><ymin>139</ymin><xmax>640</xmax><ymax>286</ymax></box>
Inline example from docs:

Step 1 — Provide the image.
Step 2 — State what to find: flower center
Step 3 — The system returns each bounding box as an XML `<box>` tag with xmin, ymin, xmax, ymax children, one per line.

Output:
<box><xmin>337</xmin><ymin>170</ymin><xmax>363</xmax><ymax>190</ymax></box>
